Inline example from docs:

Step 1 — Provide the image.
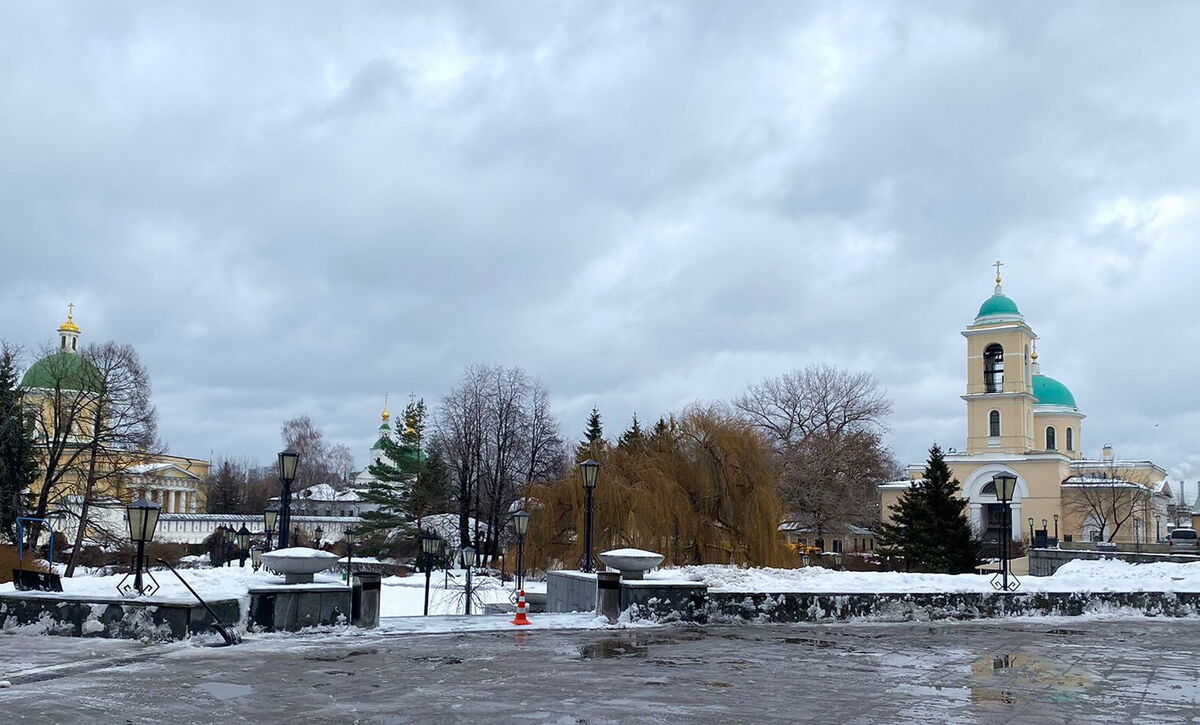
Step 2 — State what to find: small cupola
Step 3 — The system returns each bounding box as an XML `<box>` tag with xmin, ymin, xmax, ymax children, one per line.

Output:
<box><xmin>57</xmin><ymin>303</ymin><xmax>80</xmax><ymax>354</ymax></box>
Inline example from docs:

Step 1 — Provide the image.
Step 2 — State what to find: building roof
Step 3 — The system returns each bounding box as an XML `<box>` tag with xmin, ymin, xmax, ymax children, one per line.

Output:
<box><xmin>270</xmin><ymin>482</ymin><xmax>363</xmax><ymax>503</ymax></box>
<box><xmin>977</xmin><ymin>293</ymin><xmax>1021</xmax><ymax>319</ymax></box>
<box><xmin>1033</xmin><ymin>373</ymin><xmax>1077</xmax><ymax>408</ymax></box>
<box><xmin>21</xmin><ymin>351</ymin><xmax>101</xmax><ymax>392</ymax></box>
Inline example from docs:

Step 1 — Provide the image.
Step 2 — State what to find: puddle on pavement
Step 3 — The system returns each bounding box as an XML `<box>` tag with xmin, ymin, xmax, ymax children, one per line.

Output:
<box><xmin>969</xmin><ymin>653</ymin><xmax>1093</xmax><ymax>706</ymax></box>
<box><xmin>782</xmin><ymin>637</ymin><xmax>836</xmax><ymax>648</ymax></box>
<box><xmin>1046</xmin><ymin>629</ymin><xmax>1087</xmax><ymax>636</ymax></box>
<box><xmin>579</xmin><ymin>640</ymin><xmax>647</xmax><ymax>659</ymax></box>
<box><xmin>194</xmin><ymin>681</ymin><xmax>255</xmax><ymax>701</ymax></box>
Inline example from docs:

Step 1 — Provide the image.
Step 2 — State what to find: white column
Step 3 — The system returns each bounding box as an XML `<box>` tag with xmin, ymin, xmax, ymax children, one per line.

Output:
<box><xmin>1010</xmin><ymin>501</ymin><xmax>1022</xmax><ymax>541</ymax></box>
<box><xmin>968</xmin><ymin>502</ymin><xmax>983</xmax><ymax>536</ymax></box>
<box><xmin>168</xmin><ymin>490</ymin><xmax>177</xmax><ymax>513</ymax></box>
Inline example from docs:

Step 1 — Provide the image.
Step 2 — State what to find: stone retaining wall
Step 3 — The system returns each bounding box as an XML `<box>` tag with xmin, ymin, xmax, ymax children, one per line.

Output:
<box><xmin>0</xmin><ymin>593</ymin><xmax>240</xmax><ymax>640</ymax></box>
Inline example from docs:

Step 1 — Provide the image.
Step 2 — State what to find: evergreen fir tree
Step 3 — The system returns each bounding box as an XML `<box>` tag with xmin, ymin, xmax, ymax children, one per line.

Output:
<box><xmin>358</xmin><ymin>400</ymin><xmax>426</xmax><ymax>536</ymax></box>
<box><xmin>576</xmin><ymin>405</ymin><xmax>604</xmax><ymax>460</ymax></box>
<box><xmin>877</xmin><ymin>444</ymin><xmax>980</xmax><ymax>573</ymax></box>
<box><xmin>617</xmin><ymin>414</ymin><xmax>645</xmax><ymax>451</ymax></box>
<box><xmin>0</xmin><ymin>346</ymin><xmax>36</xmax><ymax>544</ymax></box>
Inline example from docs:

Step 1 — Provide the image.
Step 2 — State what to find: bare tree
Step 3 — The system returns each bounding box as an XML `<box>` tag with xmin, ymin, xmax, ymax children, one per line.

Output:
<box><xmin>434</xmin><ymin>365</ymin><xmax>566</xmax><ymax>558</ymax></box>
<box><xmin>281</xmin><ymin>415</ymin><xmax>354</xmax><ymax>489</ymax></box>
<box><xmin>734</xmin><ymin>364</ymin><xmax>897</xmax><ymax>534</ymax></box>
<box><xmin>1062</xmin><ymin>465</ymin><xmax>1156</xmax><ymax>543</ymax></box>
<box><xmin>65</xmin><ymin>342</ymin><xmax>160</xmax><ymax>575</ymax></box>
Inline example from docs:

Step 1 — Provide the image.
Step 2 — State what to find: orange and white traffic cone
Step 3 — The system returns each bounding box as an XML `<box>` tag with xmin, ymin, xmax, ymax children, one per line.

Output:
<box><xmin>511</xmin><ymin>589</ymin><xmax>531</xmax><ymax>626</ymax></box>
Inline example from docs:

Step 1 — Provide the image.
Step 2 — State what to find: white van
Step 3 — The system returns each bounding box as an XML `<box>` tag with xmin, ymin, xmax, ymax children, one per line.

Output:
<box><xmin>1167</xmin><ymin>527</ymin><xmax>1198</xmax><ymax>551</ymax></box>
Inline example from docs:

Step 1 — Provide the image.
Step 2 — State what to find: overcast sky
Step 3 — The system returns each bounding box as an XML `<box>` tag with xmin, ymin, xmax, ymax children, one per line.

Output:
<box><xmin>2</xmin><ymin>2</ymin><xmax>1198</xmax><ymax>488</ymax></box>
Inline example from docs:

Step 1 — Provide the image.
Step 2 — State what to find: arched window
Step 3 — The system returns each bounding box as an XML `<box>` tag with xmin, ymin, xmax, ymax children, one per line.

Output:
<box><xmin>1066</xmin><ymin>427</ymin><xmax>1074</xmax><ymax>452</ymax></box>
<box><xmin>983</xmin><ymin>344</ymin><xmax>1004</xmax><ymax>392</ymax></box>
<box><xmin>981</xmin><ymin>480</ymin><xmax>996</xmax><ymax>496</ymax></box>
<box><xmin>988</xmin><ymin>410</ymin><xmax>1001</xmax><ymax>437</ymax></box>
<box><xmin>1046</xmin><ymin>426</ymin><xmax>1057</xmax><ymax>450</ymax></box>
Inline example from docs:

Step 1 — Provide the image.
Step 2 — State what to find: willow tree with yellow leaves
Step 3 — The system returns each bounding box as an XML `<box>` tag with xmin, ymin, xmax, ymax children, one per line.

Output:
<box><xmin>522</xmin><ymin>405</ymin><xmax>792</xmax><ymax>572</ymax></box>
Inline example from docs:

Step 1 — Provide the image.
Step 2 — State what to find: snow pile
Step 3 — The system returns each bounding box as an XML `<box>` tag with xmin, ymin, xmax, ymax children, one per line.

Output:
<box><xmin>666</xmin><ymin>559</ymin><xmax>1200</xmax><ymax>593</ymax></box>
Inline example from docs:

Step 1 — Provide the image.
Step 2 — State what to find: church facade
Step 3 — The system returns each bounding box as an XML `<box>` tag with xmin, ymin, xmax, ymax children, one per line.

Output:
<box><xmin>881</xmin><ymin>269</ymin><xmax>1171</xmax><ymax>548</ymax></box>
<box><xmin>20</xmin><ymin>308</ymin><xmax>210</xmax><ymax>529</ymax></box>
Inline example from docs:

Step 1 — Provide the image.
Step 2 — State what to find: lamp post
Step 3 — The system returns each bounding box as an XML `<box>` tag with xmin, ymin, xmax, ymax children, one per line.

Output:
<box><xmin>1134</xmin><ymin>518</ymin><xmax>1141</xmax><ymax>554</ymax></box>
<box><xmin>263</xmin><ymin>504</ymin><xmax>279</xmax><ymax>551</ymax></box>
<box><xmin>1156</xmin><ymin>515</ymin><xmax>1162</xmax><ymax>543</ymax></box>
<box><xmin>126</xmin><ymin>498</ymin><xmax>161</xmax><ymax>596</ymax></box>
<box><xmin>224</xmin><ymin>526</ymin><xmax>237</xmax><ymax>567</ymax></box>
<box><xmin>314</xmin><ymin>525</ymin><xmax>324</xmax><ymax>549</ymax></box>
<box><xmin>344</xmin><ymin>528</ymin><xmax>359</xmax><ymax>584</ymax></box>
<box><xmin>1053</xmin><ymin>514</ymin><xmax>1059</xmax><ymax>544</ymax></box>
<box><xmin>462</xmin><ymin>545</ymin><xmax>476</xmax><ymax>615</ymax></box>
<box><xmin>579</xmin><ymin>459</ymin><xmax>599</xmax><ymax>573</ymax></box>
<box><xmin>992</xmin><ymin>472</ymin><xmax>1018</xmax><ymax>592</ymax></box>
<box><xmin>250</xmin><ymin>545</ymin><xmax>263</xmax><ymax>572</ymax></box>
<box><xmin>236</xmin><ymin>526</ymin><xmax>251</xmax><ymax>567</ymax></box>
<box><xmin>421</xmin><ymin>532</ymin><xmax>439</xmax><ymax>616</ymax></box>
<box><xmin>1027</xmin><ymin>517</ymin><xmax>1035</xmax><ymax>543</ymax></box>
<box><xmin>1041</xmin><ymin>519</ymin><xmax>1048</xmax><ymax>546</ymax></box>
<box><xmin>511</xmin><ymin>509</ymin><xmax>531</xmax><ymax>592</ymax></box>
<box><xmin>277</xmin><ymin>447</ymin><xmax>299</xmax><ymax>548</ymax></box>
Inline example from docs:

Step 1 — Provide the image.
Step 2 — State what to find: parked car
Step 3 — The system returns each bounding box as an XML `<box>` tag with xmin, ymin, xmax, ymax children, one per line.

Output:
<box><xmin>1167</xmin><ymin>527</ymin><xmax>1199</xmax><ymax>552</ymax></box>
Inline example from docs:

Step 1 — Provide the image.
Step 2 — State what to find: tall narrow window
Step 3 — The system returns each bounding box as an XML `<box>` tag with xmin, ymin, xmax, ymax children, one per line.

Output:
<box><xmin>1066</xmin><ymin>427</ymin><xmax>1074</xmax><ymax>452</ymax></box>
<box><xmin>983</xmin><ymin>344</ymin><xmax>1004</xmax><ymax>392</ymax></box>
<box><xmin>1046</xmin><ymin>426</ymin><xmax>1057</xmax><ymax>450</ymax></box>
<box><xmin>989</xmin><ymin>410</ymin><xmax>1001</xmax><ymax>437</ymax></box>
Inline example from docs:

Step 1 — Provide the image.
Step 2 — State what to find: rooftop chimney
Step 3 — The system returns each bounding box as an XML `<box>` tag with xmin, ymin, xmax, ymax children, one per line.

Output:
<box><xmin>1102</xmin><ymin>444</ymin><xmax>1114</xmax><ymax>462</ymax></box>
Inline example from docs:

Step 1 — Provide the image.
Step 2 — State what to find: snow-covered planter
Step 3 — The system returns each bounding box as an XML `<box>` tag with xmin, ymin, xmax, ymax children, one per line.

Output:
<box><xmin>598</xmin><ymin>549</ymin><xmax>664</xmax><ymax>580</ymax></box>
<box><xmin>261</xmin><ymin>547</ymin><xmax>340</xmax><ymax>583</ymax></box>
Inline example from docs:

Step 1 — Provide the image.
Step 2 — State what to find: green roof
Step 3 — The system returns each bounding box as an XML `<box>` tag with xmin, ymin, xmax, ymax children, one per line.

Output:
<box><xmin>1033</xmin><ymin>374</ymin><xmax>1077</xmax><ymax>408</ymax></box>
<box><xmin>20</xmin><ymin>352</ymin><xmax>101</xmax><ymax>393</ymax></box>
<box><xmin>976</xmin><ymin>293</ymin><xmax>1021</xmax><ymax>320</ymax></box>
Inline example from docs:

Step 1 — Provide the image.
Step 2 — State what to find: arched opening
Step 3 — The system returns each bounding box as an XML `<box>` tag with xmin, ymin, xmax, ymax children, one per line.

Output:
<box><xmin>1045</xmin><ymin>426</ymin><xmax>1057</xmax><ymax>451</ymax></box>
<box><xmin>1066</xmin><ymin>427</ymin><xmax>1074</xmax><ymax>452</ymax></box>
<box><xmin>988</xmin><ymin>410</ymin><xmax>1001</xmax><ymax>437</ymax></box>
<box><xmin>983</xmin><ymin>344</ymin><xmax>1004</xmax><ymax>393</ymax></box>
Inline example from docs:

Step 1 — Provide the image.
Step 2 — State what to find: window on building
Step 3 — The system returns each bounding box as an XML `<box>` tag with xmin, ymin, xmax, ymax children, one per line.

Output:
<box><xmin>1046</xmin><ymin>426</ymin><xmax>1056</xmax><ymax>451</ymax></box>
<box><xmin>983</xmin><ymin>344</ymin><xmax>1004</xmax><ymax>392</ymax></box>
<box><xmin>815</xmin><ymin>538</ymin><xmax>825</xmax><ymax>551</ymax></box>
<box><xmin>832</xmin><ymin>539</ymin><xmax>843</xmax><ymax>553</ymax></box>
<box><xmin>1066</xmin><ymin>427</ymin><xmax>1074</xmax><ymax>452</ymax></box>
<box><xmin>989</xmin><ymin>410</ymin><xmax>1001</xmax><ymax>437</ymax></box>
<box><xmin>981</xmin><ymin>480</ymin><xmax>996</xmax><ymax>496</ymax></box>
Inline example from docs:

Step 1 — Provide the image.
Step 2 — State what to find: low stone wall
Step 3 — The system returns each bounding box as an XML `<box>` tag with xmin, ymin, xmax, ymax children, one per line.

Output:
<box><xmin>1029</xmin><ymin>547</ymin><xmax>1200</xmax><ymax>577</ymax></box>
<box><xmin>0</xmin><ymin>593</ymin><xmax>240</xmax><ymax>640</ymax></box>
<box><xmin>697</xmin><ymin>591</ymin><xmax>1200</xmax><ymax>624</ymax></box>
<box><xmin>248</xmin><ymin>585</ymin><xmax>351</xmax><ymax>631</ymax></box>
<box><xmin>546</xmin><ymin>570</ymin><xmax>713</xmax><ymax>620</ymax></box>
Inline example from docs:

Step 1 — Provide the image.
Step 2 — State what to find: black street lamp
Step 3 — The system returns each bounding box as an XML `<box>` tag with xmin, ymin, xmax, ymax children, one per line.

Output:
<box><xmin>314</xmin><ymin>525</ymin><xmax>324</xmax><ymax>548</ymax></box>
<box><xmin>511</xmin><ymin>509</ymin><xmax>531</xmax><ymax>592</ymax></box>
<box><xmin>421</xmin><ymin>532</ymin><xmax>439</xmax><ymax>616</ymax></box>
<box><xmin>1134</xmin><ymin>518</ymin><xmax>1142</xmax><ymax>554</ymax></box>
<box><xmin>462</xmin><ymin>545</ymin><xmax>476</xmax><ymax>615</ymax></box>
<box><xmin>1156</xmin><ymin>515</ymin><xmax>1162</xmax><ymax>543</ymax></box>
<box><xmin>250</xmin><ymin>545</ymin><xmax>263</xmax><ymax>572</ymax></box>
<box><xmin>224</xmin><ymin>525</ymin><xmax>237</xmax><ymax>567</ymax></box>
<box><xmin>1053</xmin><ymin>514</ymin><xmax>1059</xmax><ymax>543</ymax></box>
<box><xmin>125</xmin><ymin>498</ymin><xmax>161</xmax><ymax>596</ymax></box>
<box><xmin>344</xmin><ymin>528</ymin><xmax>359</xmax><ymax>585</ymax></box>
<box><xmin>1027</xmin><ymin>517</ymin><xmax>1035</xmax><ymax>543</ymax></box>
<box><xmin>992</xmin><ymin>472</ymin><xmax>1019</xmax><ymax>592</ymax></box>
<box><xmin>277</xmin><ymin>448</ymin><xmax>299</xmax><ymax>548</ymax></box>
<box><xmin>263</xmin><ymin>504</ymin><xmax>279</xmax><ymax>551</ymax></box>
<box><xmin>236</xmin><ymin>526</ymin><xmax>252</xmax><ymax>567</ymax></box>
<box><xmin>579</xmin><ymin>459</ymin><xmax>599</xmax><ymax>573</ymax></box>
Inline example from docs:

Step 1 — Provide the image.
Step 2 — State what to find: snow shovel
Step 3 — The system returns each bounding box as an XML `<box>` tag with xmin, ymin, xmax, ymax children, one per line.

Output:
<box><xmin>157</xmin><ymin>558</ymin><xmax>242</xmax><ymax>646</ymax></box>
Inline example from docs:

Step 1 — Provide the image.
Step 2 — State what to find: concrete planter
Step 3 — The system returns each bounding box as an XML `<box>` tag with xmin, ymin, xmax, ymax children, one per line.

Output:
<box><xmin>598</xmin><ymin>549</ymin><xmax>664</xmax><ymax>579</ymax></box>
<box><xmin>261</xmin><ymin>547</ymin><xmax>340</xmax><ymax>584</ymax></box>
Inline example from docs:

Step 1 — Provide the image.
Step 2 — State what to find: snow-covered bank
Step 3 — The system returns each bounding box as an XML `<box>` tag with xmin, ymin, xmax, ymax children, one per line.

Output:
<box><xmin>663</xmin><ymin>559</ymin><xmax>1200</xmax><ymax>593</ymax></box>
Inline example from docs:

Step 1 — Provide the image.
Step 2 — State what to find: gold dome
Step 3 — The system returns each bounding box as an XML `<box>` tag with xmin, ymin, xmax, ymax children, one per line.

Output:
<box><xmin>58</xmin><ymin>303</ymin><xmax>80</xmax><ymax>333</ymax></box>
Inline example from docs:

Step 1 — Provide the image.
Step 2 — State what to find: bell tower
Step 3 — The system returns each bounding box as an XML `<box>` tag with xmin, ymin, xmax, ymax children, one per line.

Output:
<box><xmin>58</xmin><ymin>303</ymin><xmax>80</xmax><ymax>354</ymax></box>
<box><xmin>962</xmin><ymin>264</ymin><xmax>1037</xmax><ymax>454</ymax></box>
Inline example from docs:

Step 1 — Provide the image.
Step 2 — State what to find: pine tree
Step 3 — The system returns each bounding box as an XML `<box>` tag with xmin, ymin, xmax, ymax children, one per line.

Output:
<box><xmin>617</xmin><ymin>414</ymin><xmax>645</xmax><ymax>451</ymax></box>
<box><xmin>0</xmin><ymin>345</ymin><xmax>36</xmax><ymax>544</ymax></box>
<box><xmin>576</xmin><ymin>406</ymin><xmax>604</xmax><ymax>460</ymax></box>
<box><xmin>877</xmin><ymin>444</ymin><xmax>980</xmax><ymax>573</ymax></box>
<box><xmin>358</xmin><ymin>400</ymin><xmax>426</xmax><ymax>536</ymax></box>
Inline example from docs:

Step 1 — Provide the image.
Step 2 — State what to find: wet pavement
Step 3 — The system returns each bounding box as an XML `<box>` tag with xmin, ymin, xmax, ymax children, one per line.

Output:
<box><xmin>2</xmin><ymin>618</ymin><xmax>1199</xmax><ymax>723</ymax></box>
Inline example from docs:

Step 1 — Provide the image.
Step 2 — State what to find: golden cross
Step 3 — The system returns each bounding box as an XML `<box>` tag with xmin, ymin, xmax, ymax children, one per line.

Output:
<box><xmin>67</xmin><ymin>302</ymin><xmax>74</xmax><ymax>318</ymax></box>
<box><xmin>993</xmin><ymin>260</ymin><xmax>1003</xmax><ymax>283</ymax></box>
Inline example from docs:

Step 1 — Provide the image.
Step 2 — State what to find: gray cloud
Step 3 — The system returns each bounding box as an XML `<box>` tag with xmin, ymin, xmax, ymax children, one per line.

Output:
<box><xmin>1</xmin><ymin>1</ymin><xmax>1198</xmax><ymax>482</ymax></box>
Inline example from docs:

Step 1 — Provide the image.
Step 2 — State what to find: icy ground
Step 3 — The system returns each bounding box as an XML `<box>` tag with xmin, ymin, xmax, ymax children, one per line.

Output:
<box><xmin>2</xmin><ymin>619</ymin><xmax>1198</xmax><ymax>723</ymax></box>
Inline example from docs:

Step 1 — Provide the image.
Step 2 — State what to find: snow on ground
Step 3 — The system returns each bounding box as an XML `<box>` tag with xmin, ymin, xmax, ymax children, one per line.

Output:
<box><xmin>665</xmin><ymin>559</ymin><xmax>1200</xmax><ymax>593</ymax></box>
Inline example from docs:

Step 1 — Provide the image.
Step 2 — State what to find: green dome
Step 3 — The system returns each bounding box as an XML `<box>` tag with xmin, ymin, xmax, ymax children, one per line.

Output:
<box><xmin>976</xmin><ymin>293</ymin><xmax>1021</xmax><ymax>320</ymax></box>
<box><xmin>1033</xmin><ymin>374</ymin><xmax>1077</xmax><ymax>408</ymax></box>
<box><xmin>20</xmin><ymin>352</ymin><xmax>101</xmax><ymax>392</ymax></box>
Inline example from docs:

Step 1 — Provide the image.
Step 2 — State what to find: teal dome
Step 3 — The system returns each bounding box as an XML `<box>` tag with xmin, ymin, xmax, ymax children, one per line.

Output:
<box><xmin>1033</xmin><ymin>374</ymin><xmax>1077</xmax><ymax>408</ymax></box>
<box><xmin>20</xmin><ymin>352</ymin><xmax>101</xmax><ymax>392</ymax></box>
<box><xmin>976</xmin><ymin>293</ymin><xmax>1021</xmax><ymax>320</ymax></box>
